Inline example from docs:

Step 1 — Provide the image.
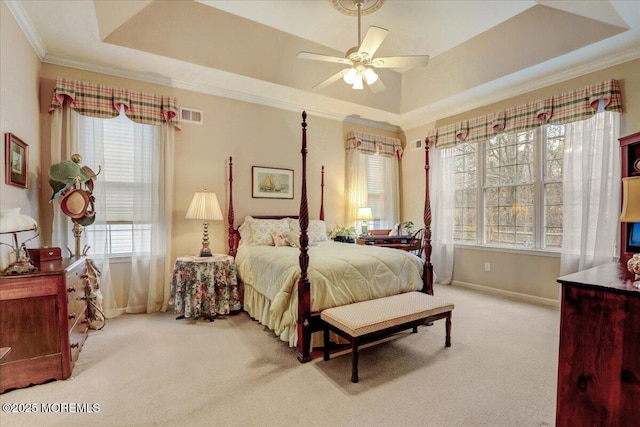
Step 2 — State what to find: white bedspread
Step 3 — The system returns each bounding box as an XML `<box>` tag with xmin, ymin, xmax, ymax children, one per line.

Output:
<box><xmin>235</xmin><ymin>241</ymin><xmax>424</xmax><ymax>336</ymax></box>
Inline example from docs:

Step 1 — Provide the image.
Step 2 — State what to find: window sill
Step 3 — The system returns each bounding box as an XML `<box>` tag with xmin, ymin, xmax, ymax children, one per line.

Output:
<box><xmin>454</xmin><ymin>243</ymin><xmax>561</xmax><ymax>258</ymax></box>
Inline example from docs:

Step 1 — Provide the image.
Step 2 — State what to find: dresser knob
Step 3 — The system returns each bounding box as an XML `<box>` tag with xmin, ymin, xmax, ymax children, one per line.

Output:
<box><xmin>68</xmin><ymin>313</ymin><xmax>76</xmax><ymax>320</ymax></box>
<box><xmin>70</xmin><ymin>343</ymin><xmax>79</xmax><ymax>349</ymax></box>
<box><xmin>67</xmin><ymin>287</ymin><xmax>76</xmax><ymax>293</ymax></box>
<box><xmin>577</xmin><ymin>374</ymin><xmax>588</xmax><ymax>391</ymax></box>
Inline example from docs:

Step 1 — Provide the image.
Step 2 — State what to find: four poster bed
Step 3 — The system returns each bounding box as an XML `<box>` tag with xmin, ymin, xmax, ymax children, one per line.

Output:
<box><xmin>226</xmin><ymin>112</ymin><xmax>434</xmax><ymax>363</ymax></box>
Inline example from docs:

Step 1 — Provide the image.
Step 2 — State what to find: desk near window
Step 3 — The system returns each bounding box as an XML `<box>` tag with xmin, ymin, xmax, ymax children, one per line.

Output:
<box><xmin>357</xmin><ymin>232</ymin><xmax>423</xmax><ymax>254</ymax></box>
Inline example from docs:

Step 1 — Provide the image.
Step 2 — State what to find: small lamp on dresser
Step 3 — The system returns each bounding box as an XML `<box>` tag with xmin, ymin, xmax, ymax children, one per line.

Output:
<box><xmin>619</xmin><ymin>176</ymin><xmax>640</xmax><ymax>283</ymax></box>
<box><xmin>186</xmin><ymin>190</ymin><xmax>223</xmax><ymax>257</ymax></box>
<box><xmin>356</xmin><ymin>207</ymin><xmax>373</xmax><ymax>236</ymax></box>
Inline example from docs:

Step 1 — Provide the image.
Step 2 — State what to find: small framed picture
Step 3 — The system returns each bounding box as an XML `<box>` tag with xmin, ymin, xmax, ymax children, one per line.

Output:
<box><xmin>5</xmin><ymin>133</ymin><xmax>28</xmax><ymax>189</ymax></box>
<box><xmin>252</xmin><ymin>166</ymin><xmax>294</xmax><ymax>199</ymax></box>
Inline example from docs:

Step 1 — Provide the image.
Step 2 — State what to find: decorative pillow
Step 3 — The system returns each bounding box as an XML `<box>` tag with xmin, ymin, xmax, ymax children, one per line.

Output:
<box><xmin>309</xmin><ymin>220</ymin><xmax>328</xmax><ymax>242</ymax></box>
<box><xmin>238</xmin><ymin>217</ymin><xmax>254</xmax><ymax>247</ymax></box>
<box><xmin>286</xmin><ymin>218</ymin><xmax>327</xmax><ymax>242</ymax></box>
<box><xmin>272</xmin><ymin>232</ymin><xmax>289</xmax><ymax>247</ymax></box>
<box><xmin>287</xmin><ymin>218</ymin><xmax>300</xmax><ymax>232</ymax></box>
<box><xmin>249</xmin><ymin>218</ymin><xmax>290</xmax><ymax>246</ymax></box>
<box><xmin>284</xmin><ymin>230</ymin><xmax>301</xmax><ymax>248</ymax></box>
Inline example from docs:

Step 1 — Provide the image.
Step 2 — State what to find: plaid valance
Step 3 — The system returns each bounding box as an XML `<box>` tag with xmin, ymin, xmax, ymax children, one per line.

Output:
<box><xmin>49</xmin><ymin>77</ymin><xmax>181</xmax><ymax>129</ymax></box>
<box><xmin>426</xmin><ymin>79</ymin><xmax>622</xmax><ymax>148</ymax></box>
<box><xmin>346</xmin><ymin>131</ymin><xmax>403</xmax><ymax>158</ymax></box>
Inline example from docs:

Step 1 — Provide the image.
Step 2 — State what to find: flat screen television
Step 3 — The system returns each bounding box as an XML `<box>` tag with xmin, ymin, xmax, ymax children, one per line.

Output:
<box><xmin>629</xmin><ymin>222</ymin><xmax>640</xmax><ymax>251</ymax></box>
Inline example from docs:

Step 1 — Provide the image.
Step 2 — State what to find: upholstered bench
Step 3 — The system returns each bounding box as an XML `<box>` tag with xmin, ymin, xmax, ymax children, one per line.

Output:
<box><xmin>321</xmin><ymin>291</ymin><xmax>454</xmax><ymax>383</ymax></box>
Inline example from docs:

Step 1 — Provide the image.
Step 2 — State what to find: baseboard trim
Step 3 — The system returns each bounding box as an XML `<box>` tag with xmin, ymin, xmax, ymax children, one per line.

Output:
<box><xmin>450</xmin><ymin>280</ymin><xmax>560</xmax><ymax>308</ymax></box>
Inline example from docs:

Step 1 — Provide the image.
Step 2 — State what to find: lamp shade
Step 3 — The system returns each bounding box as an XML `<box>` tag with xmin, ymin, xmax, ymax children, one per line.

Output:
<box><xmin>343</xmin><ymin>67</ymin><xmax>358</xmax><ymax>85</ymax></box>
<box><xmin>0</xmin><ymin>208</ymin><xmax>38</xmax><ymax>233</ymax></box>
<box><xmin>620</xmin><ymin>176</ymin><xmax>640</xmax><ymax>222</ymax></box>
<box><xmin>356</xmin><ymin>207</ymin><xmax>374</xmax><ymax>221</ymax></box>
<box><xmin>186</xmin><ymin>191</ymin><xmax>223</xmax><ymax>221</ymax></box>
<box><xmin>363</xmin><ymin>67</ymin><xmax>378</xmax><ymax>85</ymax></box>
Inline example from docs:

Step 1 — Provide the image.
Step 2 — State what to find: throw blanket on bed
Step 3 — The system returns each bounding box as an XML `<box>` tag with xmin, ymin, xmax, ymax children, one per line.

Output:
<box><xmin>235</xmin><ymin>241</ymin><xmax>424</xmax><ymax>336</ymax></box>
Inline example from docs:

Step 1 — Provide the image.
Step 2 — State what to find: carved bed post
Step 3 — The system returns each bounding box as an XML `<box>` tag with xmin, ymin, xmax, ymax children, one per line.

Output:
<box><xmin>297</xmin><ymin>111</ymin><xmax>312</xmax><ymax>363</ymax></box>
<box><xmin>227</xmin><ymin>156</ymin><xmax>236</xmax><ymax>257</ymax></box>
<box><xmin>320</xmin><ymin>165</ymin><xmax>325</xmax><ymax>221</ymax></box>
<box><xmin>423</xmin><ymin>140</ymin><xmax>434</xmax><ymax>295</ymax></box>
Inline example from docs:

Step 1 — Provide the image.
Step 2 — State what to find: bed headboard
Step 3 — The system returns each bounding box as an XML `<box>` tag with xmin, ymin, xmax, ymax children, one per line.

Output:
<box><xmin>226</xmin><ymin>153</ymin><xmax>323</xmax><ymax>257</ymax></box>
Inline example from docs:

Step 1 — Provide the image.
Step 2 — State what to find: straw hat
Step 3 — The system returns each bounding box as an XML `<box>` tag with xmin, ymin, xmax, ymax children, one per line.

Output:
<box><xmin>60</xmin><ymin>189</ymin><xmax>90</xmax><ymax>219</ymax></box>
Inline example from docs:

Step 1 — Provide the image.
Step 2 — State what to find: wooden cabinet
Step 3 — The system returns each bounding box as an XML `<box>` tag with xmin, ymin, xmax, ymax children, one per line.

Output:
<box><xmin>556</xmin><ymin>262</ymin><xmax>640</xmax><ymax>426</ymax></box>
<box><xmin>620</xmin><ymin>131</ymin><xmax>640</xmax><ymax>263</ymax></box>
<box><xmin>0</xmin><ymin>257</ymin><xmax>90</xmax><ymax>393</ymax></box>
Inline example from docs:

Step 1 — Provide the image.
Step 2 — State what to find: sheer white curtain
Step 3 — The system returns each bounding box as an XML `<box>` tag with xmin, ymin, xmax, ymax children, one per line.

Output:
<box><xmin>346</xmin><ymin>148</ymin><xmax>368</xmax><ymax>224</ymax></box>
<box><xmin>560</xmin><ymin>111</ymin><xmax>621</xmax><ymax>275</ymax></box>
<box><xmin>129</xmin><ymin>122</ymin><xmax>174</xmax><ymax>313</ymax></box>
<box><xmin>52</xmin><ymin>108</ymin><xmax>174</xmax><ymax>316</ymax></box>
<box><xmin>50</xmin><ymin>107</ymin><xmax>118</xmax><ymax>318</ymax></box>
<box><xmin>345</xmin><ymin>149</ymin><xmax>400</xmax><ymax>229</ymax></box>
<box><xmin>431</xmin><ymin>145</ymin><xmax>456</xmax><ymax>284</ymax></box>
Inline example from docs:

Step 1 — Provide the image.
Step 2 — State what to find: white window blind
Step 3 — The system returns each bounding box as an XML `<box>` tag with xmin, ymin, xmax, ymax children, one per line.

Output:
<box><xmin>78</xmin><ymin>113</ymin><xmax>155</xmax><ymax>256</ymax></box>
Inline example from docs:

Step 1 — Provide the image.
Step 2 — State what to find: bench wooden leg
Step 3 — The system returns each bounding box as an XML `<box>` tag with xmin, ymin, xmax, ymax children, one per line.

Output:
<box><xmin>351</xmin><ymin>339</ymin><xmax>359</xmax><ymax>383</ymax></box>
<box><xmin>445</xmin><ymin>312</ymin><xmax>452</xmax><ymax>347</ymax></box>
<box><xmin>412</xmin><ymin>326</ymin><xmax>418</xmax><ymax>333</ymax></box>
<box><xmin>323</xmin><ymin>325</ymin><xmax>330</xmax><ymax>361</ymax></box>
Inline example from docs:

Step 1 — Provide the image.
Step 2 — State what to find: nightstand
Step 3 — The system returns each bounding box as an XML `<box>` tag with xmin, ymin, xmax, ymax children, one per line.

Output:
<box><xmin>170</xmin><ymin>255</ymin><xmax>242</xmax><ymax>321</ymax></box>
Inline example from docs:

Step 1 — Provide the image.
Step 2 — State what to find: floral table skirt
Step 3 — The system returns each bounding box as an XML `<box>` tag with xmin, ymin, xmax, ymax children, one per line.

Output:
<box><xmin>170</xmin><ymin>255</ymin><xmax>242</xmax><ymax>319</ymax></box>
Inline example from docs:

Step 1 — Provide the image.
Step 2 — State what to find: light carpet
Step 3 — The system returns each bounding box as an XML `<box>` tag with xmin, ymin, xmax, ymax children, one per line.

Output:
<box><xmin>0</xmin><ymin>284</ymin><xmax>560</xmax><ymax>427</ymax></box>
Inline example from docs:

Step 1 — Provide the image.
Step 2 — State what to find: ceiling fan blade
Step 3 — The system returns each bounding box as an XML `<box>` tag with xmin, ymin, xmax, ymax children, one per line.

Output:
<box><xmin>367</xmin><ymin>77</ymin><xmax>386</xmax><ymax>93</ymax></box>
<box><xmin>312</xmin><ymin>69</ymin><xmax>348</xmax><ymax>90</ymax></box>
<box><xmin>297</xmin><ymin>51</ymin><xmax>351</xmax><ymax>65</ymax></box>
<box><xmin>358</xmin><ymin>26</ymin><xmax>388</xmax><ymax>58</ymax></box>
<box><xmin>371</xmin><ymin>55</ymin><xmax>430</xmax><ymax>69</ymax></box>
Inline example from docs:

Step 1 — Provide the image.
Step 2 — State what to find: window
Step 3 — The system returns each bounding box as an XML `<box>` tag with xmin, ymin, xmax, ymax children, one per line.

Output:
<box><xmin>366</xmin><ymin>154</ymin><xmax>384</xmax><ymax>228</ymax></box>
<box><xmin>453</xmin><ymin>125</ymin><xmax>565</xmax><ymax>250</ymax></box>
<box><xmin>78</xmin><ymin>113</ymin><xmax>156</xmax><ymax>256</ymax></box>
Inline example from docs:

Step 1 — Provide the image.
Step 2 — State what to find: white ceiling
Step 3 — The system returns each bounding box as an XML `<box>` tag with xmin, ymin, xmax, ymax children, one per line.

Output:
<box><xmin>8</xmin><ymin>0</ymin><xmax>640</xmax><ymax>130</ymax></box>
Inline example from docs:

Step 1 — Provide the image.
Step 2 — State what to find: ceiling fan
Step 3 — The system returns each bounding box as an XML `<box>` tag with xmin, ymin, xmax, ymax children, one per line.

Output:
<box><xmin>296</xmin><ymin>0</ymin><xmax>429</xmax><ymax>92</ymax></box>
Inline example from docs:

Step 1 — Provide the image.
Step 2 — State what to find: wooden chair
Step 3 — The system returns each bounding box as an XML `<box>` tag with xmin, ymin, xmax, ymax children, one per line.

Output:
<box><xmin>408</xmin><ymin>228</ymin><xmax>425</xmax><ymax>258</ymax></box>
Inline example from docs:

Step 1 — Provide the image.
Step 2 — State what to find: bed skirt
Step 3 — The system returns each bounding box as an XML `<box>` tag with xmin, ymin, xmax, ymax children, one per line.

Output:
<box><xmin>243</xmin><ymin>283</ymin><xmax>334</xmax><ymax>349</ymax></box>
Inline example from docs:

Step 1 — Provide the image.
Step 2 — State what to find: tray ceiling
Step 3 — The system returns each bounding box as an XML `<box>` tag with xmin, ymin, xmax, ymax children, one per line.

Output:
<box><xmin>11</xmin><ymin>0</ymin><xmax>640</xmax><ymax>129</ymax></box>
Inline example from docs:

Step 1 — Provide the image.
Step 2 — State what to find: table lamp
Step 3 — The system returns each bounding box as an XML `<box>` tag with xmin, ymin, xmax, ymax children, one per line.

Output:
<box><xmin>0</xmin><ymin>208</ymin><xmax>40</xmax><ymax>274</ymax></box>
<box><xmin>186</xmin><ymin>190</ymin><xmax>223</xmax><ymax>257</ymax></box>
<box><xmin>620</xmin><ymin>177</ymin><xmax>640</xmax><ymax>282</ymax></box>
<box><xmin>356</xmin><ymin>207</ymin><xmax>373</xmax><ymax>235</ymax></box>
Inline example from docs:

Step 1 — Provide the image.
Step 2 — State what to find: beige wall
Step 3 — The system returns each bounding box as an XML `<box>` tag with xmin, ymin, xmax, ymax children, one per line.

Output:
<box><xmin>5</xmin><ymin>2</ymin><xmax>639</xmax><ymax>305</ymax></box>
<box><xmin>0</xmin><ymin>1</ymin><xmax>42</xmax><ymax>269</ymax></box>
<box><xmin>401</xmin><ymin>59</ymin><xmax>640</xmax><ymax>304</ymax></box>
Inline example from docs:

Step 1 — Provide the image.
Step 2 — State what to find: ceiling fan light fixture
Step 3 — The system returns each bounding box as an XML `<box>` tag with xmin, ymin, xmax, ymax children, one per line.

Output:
<box><xmin>343</xmin><ymin>67</ymin><xmax>358</xmax><ymax>85</ymax></box>
<box><xmin>352</xmin><ymin>74</ymin><xmax>364</xmax><ymax>90</ymax></box>
<box><xmin>363</xmin><ymin>67</ymin><xmax>378</xmax><ymax>85</ymax></box>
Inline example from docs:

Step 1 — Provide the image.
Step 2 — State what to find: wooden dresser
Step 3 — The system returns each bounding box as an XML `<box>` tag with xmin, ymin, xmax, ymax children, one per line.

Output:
<box><xmin>555</xmin><ymin>262</ymin><xmax>639</xmax><ymax>426</ymax></box>
<box><xmin>0</xmin><ymin>257</ymin><xmax>91</xmax><ymax>393</ymax></box>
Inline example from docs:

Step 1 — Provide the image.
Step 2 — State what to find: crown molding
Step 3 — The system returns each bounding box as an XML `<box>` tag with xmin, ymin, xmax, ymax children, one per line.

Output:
<box><xmin>397</xmin><ymin>45</ymin><xmax>640</xmax><ymax>130</ymax></box>
<box><xmin>41</xmin><ymin>43</ymin><xmax>640</xmax><ymax>134</ymax></box>
<box><xmin>5</xmin><ymin>0</ymin><xmax>47</xmax><ymax>60</ymax></box>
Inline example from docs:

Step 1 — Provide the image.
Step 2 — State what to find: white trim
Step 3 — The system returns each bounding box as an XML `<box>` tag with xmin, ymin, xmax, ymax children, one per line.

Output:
<box><xmin>451</xmin><ymin>280</ymin><xmax>560</xmax><ymax>308</ymax></box>
<box><xmin>343</xmin><ymin>115</ymin><xmax>401</xmax><ymax>132</ymax></box>
<box><xmin>454</xmin><ymin>243</ymin><xmax>561</xmax><ymax>258</ymax></box>
<box><xmin>5</xmin><ymin>0</ymin><xmax>47</xmax><ymax>60</ymax></box>
<box><xmin>398</xmin><ymin>46</ymin><xmax>640</xmax><ymax>131</ymax></box>
<box><xmin>35</xmin><ymin>46</ymin><xmax>639</xmax><ymax>133</ymax></box>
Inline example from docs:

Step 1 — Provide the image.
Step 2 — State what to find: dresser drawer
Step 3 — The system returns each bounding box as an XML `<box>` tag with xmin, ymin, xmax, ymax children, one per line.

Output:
<box><xmin>65</xmin><ymin>263</ymin><xmax>87</xmax><ymax>327</ymax></box>
<box><xmin>68</xmin><ymin>311</ymin><xmax>89</xmax><ymax>367</ymax></box>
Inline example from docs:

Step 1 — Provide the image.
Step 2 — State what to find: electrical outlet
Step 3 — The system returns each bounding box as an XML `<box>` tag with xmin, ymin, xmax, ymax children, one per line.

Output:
<box><xmin>484</xmin><ymin>262</ymin><xmax>491</xmax><ymax>272</ymax></box>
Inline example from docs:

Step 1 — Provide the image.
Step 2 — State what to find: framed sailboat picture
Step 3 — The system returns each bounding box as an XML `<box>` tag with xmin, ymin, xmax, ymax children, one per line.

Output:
<box><xmin>252</xmin><ymin>166</ymin><xmax>294</xmax><ymax>199</ymax></box>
